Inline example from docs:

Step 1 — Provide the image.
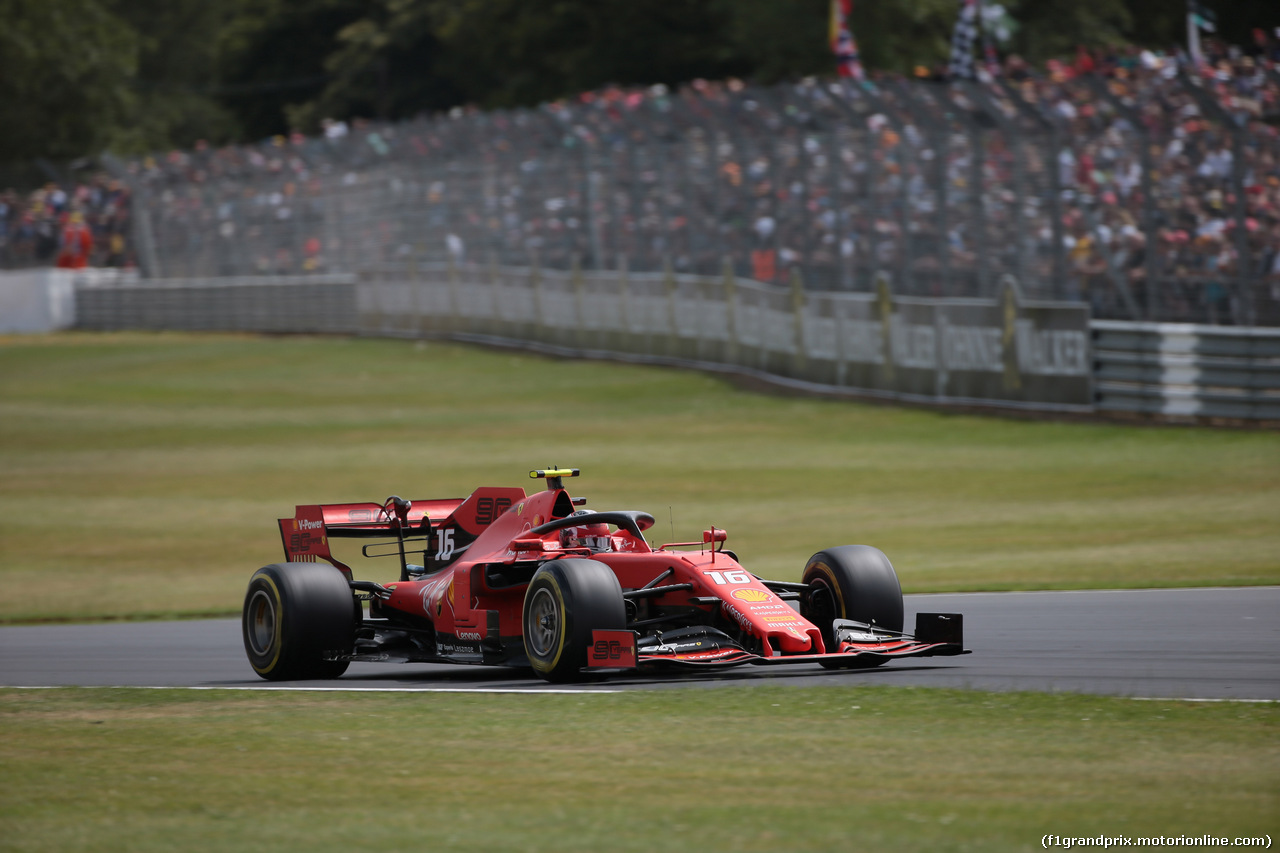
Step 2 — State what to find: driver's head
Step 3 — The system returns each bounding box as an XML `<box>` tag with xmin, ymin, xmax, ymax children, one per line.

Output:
<box><xmin>560</xmin><ymin>513</ymin><xmax>612</xmax><ymax>553</ymax></box>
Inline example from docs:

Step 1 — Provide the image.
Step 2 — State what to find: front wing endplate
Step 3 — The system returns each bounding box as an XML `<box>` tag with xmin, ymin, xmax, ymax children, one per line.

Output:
<box><xmin>637</xmin><ymin>640</ymin><xmax>968</xmax><ymax>670</ymax></box>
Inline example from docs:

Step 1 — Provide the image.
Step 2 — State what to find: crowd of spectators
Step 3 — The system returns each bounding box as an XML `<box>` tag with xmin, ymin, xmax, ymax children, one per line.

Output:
<box><xmin>1004</xmin><ymin>36</ymin><xmax>1280</xmax><ymax>323</ymax></box>
<box><xmin>0</xmin><ymin>177</ymin><xmax>133</xmax><ymax>270</ymax></box>
<box><xmin>10</xmin><ymin>34</ymin><xmax>1280</xmax><ymax>324</ymax></box>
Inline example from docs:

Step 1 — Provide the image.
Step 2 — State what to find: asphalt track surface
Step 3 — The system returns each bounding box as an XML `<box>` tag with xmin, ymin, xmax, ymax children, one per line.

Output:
<box><xmin>2</xmin><ymin>588</ymin><xmax>1277</xmax><ymax>699</ymax></box>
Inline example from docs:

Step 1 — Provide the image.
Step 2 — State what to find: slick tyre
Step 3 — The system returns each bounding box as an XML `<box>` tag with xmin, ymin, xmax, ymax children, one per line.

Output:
<box><xmin>523</xmin><ymin>559</ymin><xmax>626</xmax><ymax>684</ymax></box>
<box><xmin>243</xmin><ymin>562</ymin><xmax>356</xmax><ymax>680</ymax></box>
<box><xmin>801</xmin><ymin>545</ymin><xmax>903</xmax><ymax>670</ymax></box>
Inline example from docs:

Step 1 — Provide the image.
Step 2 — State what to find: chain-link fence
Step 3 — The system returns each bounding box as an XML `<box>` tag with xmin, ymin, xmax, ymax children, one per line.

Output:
<box><xmin>115</xmin><ymin>68</ymin><xmax>1280</xmax><ymax>326</ymax></box>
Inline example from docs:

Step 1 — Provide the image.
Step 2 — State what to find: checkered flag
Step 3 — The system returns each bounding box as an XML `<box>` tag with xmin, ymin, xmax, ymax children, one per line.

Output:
<box><xmin>948</xmin><ymin>0</ymin><xmax>979</xmax><ymax>80</ymax></box>
<box><xmin>830</xmin><ymin>0</ymin><xmax>865</xmax><ymax>81</ymax></box>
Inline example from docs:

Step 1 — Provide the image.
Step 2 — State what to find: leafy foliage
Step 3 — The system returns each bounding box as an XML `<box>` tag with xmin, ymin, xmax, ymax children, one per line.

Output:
<box><xmin>0</xmin><ymin>0</ymin><xmax>138</xmax><ymax>162</ymax></box>
<box><xmin>2</xmin><ymin>0</ymin><xmax>1277</xmax><ymax>163</ymax></box>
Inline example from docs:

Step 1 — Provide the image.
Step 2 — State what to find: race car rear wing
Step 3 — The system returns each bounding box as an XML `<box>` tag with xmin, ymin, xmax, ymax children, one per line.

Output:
<box><xmin>278</xmin><ymin>487</ymin><xmax>527</xmax><ymax>576</ymax></box>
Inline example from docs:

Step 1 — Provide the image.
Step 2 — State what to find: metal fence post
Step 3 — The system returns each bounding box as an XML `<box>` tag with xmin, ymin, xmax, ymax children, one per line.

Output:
<box><xmin>791</xmin><ymin>265</ymin><xmax>807</xmax><ymax>375</ymax></box>
<box><xmin>722</xmin><ymin>256</ymin><xmax>738</xmax><ymax>363</ymax></box>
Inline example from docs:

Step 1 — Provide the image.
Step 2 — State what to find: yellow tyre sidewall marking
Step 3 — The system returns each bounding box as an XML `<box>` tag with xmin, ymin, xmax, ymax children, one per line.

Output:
<box><xmin>251</xmin><ymin>573</ymin><xmax>285</xmax><ymax>675</ymax></box>
<box><xmin>532</xmin><ymin>573</ymin><xmax>569</xmax><ymax>675</ymax></box>
<box><xmin>809</xmin><ymin>562</ymin><xmax>845</xmax><ymax>617</ymax></box>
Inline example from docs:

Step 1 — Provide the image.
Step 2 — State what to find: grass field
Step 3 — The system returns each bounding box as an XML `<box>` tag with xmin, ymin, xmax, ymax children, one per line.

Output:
<box><xmin>2</xmin><ymin>332</ymin><xmax>1275</xmax><ymax>851</ymax></box>
<box><xmin>1</xmin><ymin>332</ymin><xmax>1277</xmax><ymax>623</ymax></box>
<box><xmin>1</xmin><ymin>686</ymin><xmax>1275</xmax><ymax>852</ymax></box>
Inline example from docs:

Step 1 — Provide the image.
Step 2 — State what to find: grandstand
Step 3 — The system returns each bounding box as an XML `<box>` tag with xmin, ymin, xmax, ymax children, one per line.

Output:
<box><xmin>6</xmin><ymin>44</ymin><xmax>1280</xmax><ymax>326</ymax></box>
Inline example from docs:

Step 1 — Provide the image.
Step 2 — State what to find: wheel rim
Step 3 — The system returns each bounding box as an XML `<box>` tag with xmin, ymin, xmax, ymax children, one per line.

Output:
<box><xmin>246</xmin><ymin>589</ymin><xmax>277</xmax><ymax>656</ymax></box>
<box><xmin>526</xmin><ymin>588</ymin><xmax>560</xmax><ymax>658</ymax></box>
<box><xmin>808</xmin><ymin>578</ymin><xmax>839</xmax><ymax>650</ymax></box>
<box><xmin>809</xmin><ymin>579</ymin><xmax>837</xmax><ymax>626</ymax></box>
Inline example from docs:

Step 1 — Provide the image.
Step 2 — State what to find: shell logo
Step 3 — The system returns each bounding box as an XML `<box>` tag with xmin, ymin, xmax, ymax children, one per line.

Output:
<box><xmin>731</xmin><ymin>588</ymin><xmax>770</xmax><ymax>602</ymax></box>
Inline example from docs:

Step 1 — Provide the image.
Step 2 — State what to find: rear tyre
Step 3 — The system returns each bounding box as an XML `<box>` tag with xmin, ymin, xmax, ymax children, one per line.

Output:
<box><xmin>522</xmin><ymin>559</ymin><xmax>625</xmax><ymax>683</ymax></box>
<box><xmin>801</xmin><ymin>545</ymin><xmax>903</xmax><ymax>670</ymax></box>
<box><xmin>242</xmin><ymin>562</ymin><xmax>356</xmax><ymax>680</ymax></box>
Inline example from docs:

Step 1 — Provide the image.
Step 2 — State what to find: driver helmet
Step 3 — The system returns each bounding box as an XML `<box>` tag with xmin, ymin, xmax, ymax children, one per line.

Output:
<box><xmin>560</xmin><ymin>511</ymin><xmax>612</xmax><ymax>553</ymax></box>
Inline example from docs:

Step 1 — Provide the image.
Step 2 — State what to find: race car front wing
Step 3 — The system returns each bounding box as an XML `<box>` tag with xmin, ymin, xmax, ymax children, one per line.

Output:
<box><xmin>589</xmin><ymin>612</ymin><xmax>969</xmax><ymax>671</ymax></box>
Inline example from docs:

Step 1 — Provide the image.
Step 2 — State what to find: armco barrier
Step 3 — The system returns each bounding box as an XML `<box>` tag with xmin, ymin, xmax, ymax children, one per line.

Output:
<box><xmin>74</xmin><ymin>275</ymin><xmax>358</xmax><ymax>335</ymax></box>
<box><xmin>360</xmin><ymin>263</ymin><xmax>1094</xmax><ymax>412</ymax></box>
<box><xmin>66</xmin><ymin>268</ymin><xmax>1278</xmax><ymax>421</ymax></box>
<box><xmin>1093</xmin><ymin>320</ymin><xmax>1280</xmax><ymax>420</ymax></box>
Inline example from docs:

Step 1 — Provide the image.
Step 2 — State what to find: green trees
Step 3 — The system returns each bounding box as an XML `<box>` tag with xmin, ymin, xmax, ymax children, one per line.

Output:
<box><xmin>1</xmin><ymin>0</ymin><xmax>1274</xmax><ymax>165</ymax></box>
<box><xmin>0</xmin><ymin>0</ymin><xmax>138</xmax><ymax>162</ymax></box>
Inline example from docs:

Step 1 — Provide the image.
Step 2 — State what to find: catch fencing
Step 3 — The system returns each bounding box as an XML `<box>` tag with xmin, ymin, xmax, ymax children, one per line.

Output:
<box><xmin>119</xmin><ymin>71</ymin><xmax>1280</xmax><ymax>328</ymax></box>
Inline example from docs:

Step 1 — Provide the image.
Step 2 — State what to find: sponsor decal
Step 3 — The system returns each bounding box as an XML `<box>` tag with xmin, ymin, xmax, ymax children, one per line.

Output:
<box><xmin>763</xmin><ymin>615</ymin><xmax>801</xmax><ymax>624</ymax></box>
<box><xmin>434</xmin><ymin>528</ymin><xmax>456</xmax><ymax>561</ymax></box>
<box><xmin>287</xmin><ymin>517</ymin><xmax>325</xmax><ymax>554</ymax></box>
<box><xmin>455</xmin><ymin>630</ymin><xmax>482</xmax><ymax>642</ymax></box>
<box><xmin>588</xmin><ymin>630</ymin><xmax>637</xmax><ymax>668</ymax></box>
<box><xmin>592</xmin><ymin>640</ymin><xmax>631</xmax><ymax>659</ymax></box>
<box><xmin>1015</xmin><ymin>320</ymin><xmax>1089</xmax><ymax>376</ymax></box>
<box><xmin>418</xmin><ymin>575</ymin><xmax>452</xmax><ymax>617</ymax></box>
<box><xmin>436</xmin><ymin>641</ymin><xmax>480</xmax><ymax>656</ymax></box>
<box><xmin>731</xmin><ymin>588</ymin><xmax>770</xmax><ymax>603</ymax></box>
<box><xmin>890</xmin><ymin>315</ymin><xmax>937</xmax><ymax>369</ymax></box>
<box><xmin>724</xmin><ymin>604</ymin><xmax>752</xmax><ymax>631</ymax></box>
<box><xmin>475</xmin><ymin>496</ymin><xmax>513</xmax><ymax>525</ymax></box>
<box><xmin>844</xmin><ymin>319</ymin><xmax>885</xmax><ymax>365</ymax></box>
<box><xmin>673</xmin><ymin>649</ymin><xmax>741</xmax><ymax>661</ymax></box>
<box><xmin>347</xmin><ymin>508</ymin><xmax>373</xmax><ymax>522</ymax></box>
<box><xmin>705</xmin><ymin>569</ymin><xmax>751</xmax><ymax>585</ymax></box>
<box><xmin>940</xmin><ymin>319</ymin><xmax>1003</xmax><ymax>373</ymax></box>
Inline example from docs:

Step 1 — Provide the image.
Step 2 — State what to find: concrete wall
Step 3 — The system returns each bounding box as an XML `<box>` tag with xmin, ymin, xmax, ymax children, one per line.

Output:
<box><xmin>1</xmin><ymin>269</ymin><xmax>137</xmax><ymax>334</ymax></box>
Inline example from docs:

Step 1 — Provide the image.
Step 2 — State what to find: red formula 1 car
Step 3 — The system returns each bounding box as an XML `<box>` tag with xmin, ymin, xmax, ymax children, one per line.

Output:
<box><xmin>243</xmin><ymin>469</ymin><xmax>967</xmax><ymax>682</ymax></box>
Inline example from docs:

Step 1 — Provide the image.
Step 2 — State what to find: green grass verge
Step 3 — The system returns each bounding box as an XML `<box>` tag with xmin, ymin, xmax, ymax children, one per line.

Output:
<box><xmin>1</xmin><ymin>332</ymin><xmax>1277</xmax><ymax>622</ymax></box>
<box><xmin>0</xmin><ymin>687</ymin><xmax>1274</xmax><ymax>852</ymax></box>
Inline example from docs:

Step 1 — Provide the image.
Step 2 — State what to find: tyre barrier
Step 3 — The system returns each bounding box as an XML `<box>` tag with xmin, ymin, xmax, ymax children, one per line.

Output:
<box><xmin>1093</xmin><ymin>320</ymin><xmax>1280</xmax><ymax>421</ymax></box>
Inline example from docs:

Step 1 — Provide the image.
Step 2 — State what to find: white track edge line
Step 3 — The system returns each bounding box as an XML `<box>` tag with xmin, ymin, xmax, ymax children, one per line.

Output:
<box><xmin>907</xmin><ymin>586</ymin><xmax>1280</xmax><ymax>597</ymax></box>
<box><xmin>1</xmin><ymin>685</ymin><xmax>623</xmax><ymax>695</ymax></box>
<box><xmin>2</xmin><ymin>685</ymin><xmax>1274</xmax><ymax>702</ymax></box>
<box><xmin>1128</xmin><ymin>696</ymin><xmax>1276</xmax><ymax>704</ymax></box>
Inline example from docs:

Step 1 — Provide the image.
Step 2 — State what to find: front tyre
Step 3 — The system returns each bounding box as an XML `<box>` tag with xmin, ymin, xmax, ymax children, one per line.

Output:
<box><xmin>523</xmin><ymin>559</ymin><xmax>625</xmax><ymax>683</ymax></box>
<box><xmin>243</xmin><ymin>562</ymin><xmax>356</xmax><ymax>680</ymax></box>
<box><xmin>801</xmin><ymin>545</ymin><xmax>903</xmax><ymax>669</ymax></box>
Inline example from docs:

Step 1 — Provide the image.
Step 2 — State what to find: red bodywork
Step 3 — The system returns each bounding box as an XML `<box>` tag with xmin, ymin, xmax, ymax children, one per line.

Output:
<box><xmin>277</xmin><ymin>478</ymin><xmax>966</xmax><ymax>673</ymax></box>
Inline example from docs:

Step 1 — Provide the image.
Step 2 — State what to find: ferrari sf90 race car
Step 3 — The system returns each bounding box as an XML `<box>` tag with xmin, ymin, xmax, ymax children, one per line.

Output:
<box><xmin>243</xmin><ymin>470</ymin><xmax>968</xmax><ymax>683</ymax></box>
